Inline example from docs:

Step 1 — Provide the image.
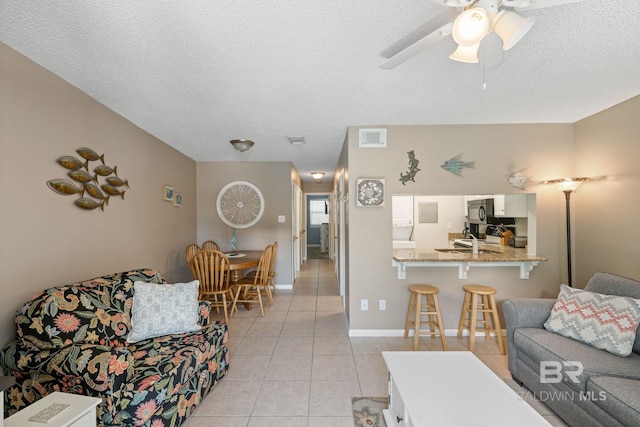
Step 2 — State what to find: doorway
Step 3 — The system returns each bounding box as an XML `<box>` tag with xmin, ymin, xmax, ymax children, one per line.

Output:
<box><xmin>306</xmin><ymin>194</ymin><xmax>330</xmax><ymax>260</ymax></box>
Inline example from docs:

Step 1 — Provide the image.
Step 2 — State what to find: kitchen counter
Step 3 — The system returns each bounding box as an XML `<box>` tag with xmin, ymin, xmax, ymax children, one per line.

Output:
<box><xmin>392</xmin><ymin>245</ymin><xmax>547</xmax><ymax>279</ymax></box>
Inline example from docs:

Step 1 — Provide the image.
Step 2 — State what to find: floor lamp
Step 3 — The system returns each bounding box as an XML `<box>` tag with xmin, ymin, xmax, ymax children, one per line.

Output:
<box><xmin>555</xmin><ymin>178</ymin><xmax>587</xmax><ymax>287</ymax></box>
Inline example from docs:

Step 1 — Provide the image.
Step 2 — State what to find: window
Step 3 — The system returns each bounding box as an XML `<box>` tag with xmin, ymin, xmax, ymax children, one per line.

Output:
<box><xmin>309</xmin><ymin>200</ymin><xmax>329</xmax><ymax>227</ymax></box>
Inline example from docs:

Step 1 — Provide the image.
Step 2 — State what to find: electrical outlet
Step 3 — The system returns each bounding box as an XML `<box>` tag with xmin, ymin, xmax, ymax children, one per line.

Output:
<box><xmin>379</xmin><ymin>300</ymin><xmax>386</xmax><ymax>310</ymax></box>
<box><xmin>361</xmin><ymin>299</ymin><xmax>368</xmax><ymax>311</ymax></box>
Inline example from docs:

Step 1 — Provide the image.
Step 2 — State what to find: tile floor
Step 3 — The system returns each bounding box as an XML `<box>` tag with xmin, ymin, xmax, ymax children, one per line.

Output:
<box><xmin>184</xmin><ymin>258</ymin><xmax>568</xmax><ymax>427</ymax></box>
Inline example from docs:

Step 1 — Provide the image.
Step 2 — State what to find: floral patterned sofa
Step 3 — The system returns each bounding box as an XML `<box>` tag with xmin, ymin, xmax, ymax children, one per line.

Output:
<box><xmin>0</xmin><ymin>268</ymin><xmax>229</xmax><ymax>427</ymax></box>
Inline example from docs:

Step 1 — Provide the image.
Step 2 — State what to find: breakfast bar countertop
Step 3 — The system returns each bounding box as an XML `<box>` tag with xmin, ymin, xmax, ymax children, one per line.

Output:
<box><xmin>392</xmin><ymin>245</ymin><xmax>547</xmax><ymax>279</ymax></box>
<box><xmin>392</xmin><ymin>246</ymin><xmax>548</xmax><ymax>263</ymax></box>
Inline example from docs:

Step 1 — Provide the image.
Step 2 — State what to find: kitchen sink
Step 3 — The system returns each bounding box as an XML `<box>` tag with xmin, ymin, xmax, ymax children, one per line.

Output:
<box><xmin>435</xmin><ymin>248</ymin><xmax>501</xmax><ymax>254</ymax></box>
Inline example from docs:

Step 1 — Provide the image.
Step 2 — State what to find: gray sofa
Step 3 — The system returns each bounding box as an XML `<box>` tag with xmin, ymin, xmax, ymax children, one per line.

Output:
<box><xmin>504</xmin><ymin>272</ymin><xmax>640</xmax><ymax>427</ymax></box>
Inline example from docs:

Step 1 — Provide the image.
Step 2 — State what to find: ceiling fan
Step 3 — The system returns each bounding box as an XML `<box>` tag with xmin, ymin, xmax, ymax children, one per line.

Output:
<box><xmin>380</xmin><ymin>0</ymin><xmax>585</xmax><ymax>70</ymax></box>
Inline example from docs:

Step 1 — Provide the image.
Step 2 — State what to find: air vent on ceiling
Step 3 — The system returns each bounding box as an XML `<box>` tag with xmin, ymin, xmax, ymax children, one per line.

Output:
<box><xmin>359</xmin><ymin>128</ymin><xmax>387</xmax><ymax>148</ymax></box>
<box><xmin>288</xmin><ymin>136</ymin><xmax>306</xmax><ymax>145</ymax></box>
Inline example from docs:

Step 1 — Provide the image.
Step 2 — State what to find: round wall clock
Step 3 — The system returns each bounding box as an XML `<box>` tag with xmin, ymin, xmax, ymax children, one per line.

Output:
<box><xmin>216</xmin><ymin>181</ymin><xmax>265</xmax><ymax>228</ymax></box>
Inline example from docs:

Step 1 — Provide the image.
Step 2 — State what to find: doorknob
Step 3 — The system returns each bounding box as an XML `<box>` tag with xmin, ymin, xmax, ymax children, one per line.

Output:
<box><xmin>293</xmin><ymin>236</ymin><xmax>298</xmax><ymax>241</ymax></box>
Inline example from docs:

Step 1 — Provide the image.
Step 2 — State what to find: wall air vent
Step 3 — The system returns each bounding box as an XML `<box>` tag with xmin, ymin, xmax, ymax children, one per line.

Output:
<box><xmin>359</xmin><ymin>128</ymin><xmax>387</xmax><ymax>148</ymax></box>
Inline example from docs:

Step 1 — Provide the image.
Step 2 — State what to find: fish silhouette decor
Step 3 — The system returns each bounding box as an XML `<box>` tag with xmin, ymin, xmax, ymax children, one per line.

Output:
<box><xmin>508</xmin><ymin>169</ymin><xmax>530</xmax><ymax>190</ymax></box>
<box><xmin>440</xmin><ymin>153</ymin><xmax>475</xmax><ymax>177</ymax></box>
<box><xmin>399</xmin><ymin>150</ymin><xmax>421</xmax><ymax>185</ymax></box>
<box><xmin>47</xmin><ymin>147</ymin><xmax>129</xmax><ymax>211</ymax></box>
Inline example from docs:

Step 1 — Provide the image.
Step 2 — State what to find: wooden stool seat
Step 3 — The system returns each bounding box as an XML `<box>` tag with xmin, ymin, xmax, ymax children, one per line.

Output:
<box><xmin>457</xmin><ymin>284</ymin><xmax>505</xmax><ymax>354</ymax></box>
<box><xmin>404</xmin><ymin>284</ymin><xmax>447</xmax><ymax>351</ymax></box>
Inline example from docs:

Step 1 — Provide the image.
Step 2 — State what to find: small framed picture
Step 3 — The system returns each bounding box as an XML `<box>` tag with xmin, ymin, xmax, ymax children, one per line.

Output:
<box><xmin>356</xmin><ymin>178</ymin><xmax>385</xmax><ymax>207</ymax></box>
<box><xmin>163</xmin><ymin>185</ymin><xmax>174</xmax><ymax>201</ymax></box>
<box><xmin>173</xmin><ymin>192</ymin><xmax>182</xmax><ymax>207</ymax></box>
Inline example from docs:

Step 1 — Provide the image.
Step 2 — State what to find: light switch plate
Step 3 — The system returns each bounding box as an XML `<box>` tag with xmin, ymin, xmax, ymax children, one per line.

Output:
<box><xmin>278</xmin><ymin>215</ymin><xmax>285</xmax><ymax>223</ymax></box>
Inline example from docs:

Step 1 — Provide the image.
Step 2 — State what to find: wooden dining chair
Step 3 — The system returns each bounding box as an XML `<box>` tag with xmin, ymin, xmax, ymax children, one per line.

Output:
<box><xmin>266</xmin><ymin>241</ymin><xmax>278</xmax><ymax>296</ymax></box>
<box><xmin>232</xmin><ymin>244</ymin><xmax>273</xmax><ymax>317</ymax></box>
<box><xmin>191</xmin><ymin>249</ymin><xmax>233</xmax><ymax>323</ymax></box>
<box><xmin>185</xmin><ymin>243</ymin><xmax>200</xmax><ymax>278</ymax></box>
<box><xmin>246</xmin><ymin>241</ymin><xmax>278</xmax><ymax>297</ymax></box>
<box><xmin>201</xmin><ymin>240</ymin><xmax>220</xmax><ymax>251</ymax></box>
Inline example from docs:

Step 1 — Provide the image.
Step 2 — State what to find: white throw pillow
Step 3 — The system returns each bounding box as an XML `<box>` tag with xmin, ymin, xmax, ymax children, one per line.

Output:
<box><xmin>127</xmin><ymin>280</ymin><xmax>201</xmax><ymax>343</ymax></box>
<box><xmin>544</xmin><ymin>284</ymin><xmax>640</xmax><ymax>357</ymax></box>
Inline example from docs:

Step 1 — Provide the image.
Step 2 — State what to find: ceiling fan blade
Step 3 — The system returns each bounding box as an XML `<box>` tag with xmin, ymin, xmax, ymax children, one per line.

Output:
<box><xmin>505</xmin><ymin>0</ymin><xmax>585</xmax><ymax>11</ymax></box>
<box><xmin>380</xmin><ymin>22</ymin><xmax>453</xmax><ymax>69</ymax></box>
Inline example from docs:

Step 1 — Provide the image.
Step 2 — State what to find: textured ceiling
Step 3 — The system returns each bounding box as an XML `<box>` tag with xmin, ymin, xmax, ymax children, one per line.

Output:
<box><xmin>2</xmin><ymin>1</ymin><xmax>639</xmax><ymax>182</ymax></box>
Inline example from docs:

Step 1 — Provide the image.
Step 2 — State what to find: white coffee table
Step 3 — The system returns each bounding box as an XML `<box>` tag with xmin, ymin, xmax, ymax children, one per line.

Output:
<box><xmin>382</xmin><ymin>351</ymin><xmax>551</xmax><ymax>427</ymax></box>
<box><xmin>5</xmin><ymin>392</ymin><xmax>101</xmax><ymax>427</ymax></box>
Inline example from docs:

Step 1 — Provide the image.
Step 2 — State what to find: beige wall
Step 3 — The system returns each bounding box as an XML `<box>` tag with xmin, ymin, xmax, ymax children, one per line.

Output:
<box><xmin>345</xmin><ymin>124</ymin><xmax>576</xmax><ymax>333</ymax></box>
<box><xmin>573</xmin><ymin>96</ymin><xmax>640</xmax><ymax>284</ymax></box>
<box><xmin>303</xmin><ymin>181</ymin><xmax>332</xmax><ymax>193</ymax></box>
<box><xmin>196</xmin><ymin>162</ymin><xmax>295</xmax><ymax>286</ymax></box>
<box><xmin>0</xmin><ymin>43</ymin><xmax>197</xmax><ymax>345</ymax></box>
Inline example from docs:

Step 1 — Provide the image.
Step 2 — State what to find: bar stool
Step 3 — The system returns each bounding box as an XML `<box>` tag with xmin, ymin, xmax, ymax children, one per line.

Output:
<box><xmin>457</xmin><ymin>284</ymin><xmax>505</xmax><ymax>354</ymax></box>
<box><xmin>404</xmin><ymin>284</ymin><xmax>448</xmax><ymax>351</ymax></box>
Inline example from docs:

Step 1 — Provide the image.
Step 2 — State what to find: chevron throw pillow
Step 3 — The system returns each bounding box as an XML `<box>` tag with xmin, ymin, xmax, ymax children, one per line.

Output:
<box><xmin>544</xmin><ymin>284</ymin><xmax>640</xmax><ymax>356</ymax></box>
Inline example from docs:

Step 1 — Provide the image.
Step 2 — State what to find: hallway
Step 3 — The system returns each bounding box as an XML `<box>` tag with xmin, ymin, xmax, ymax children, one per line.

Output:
<box><xmin>186</xmin><ymin>257</ymin><xmax>363</xmax><ymax>426</ymax></box>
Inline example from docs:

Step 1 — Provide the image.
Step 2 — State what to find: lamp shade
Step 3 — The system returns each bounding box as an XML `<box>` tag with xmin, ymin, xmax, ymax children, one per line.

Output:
<box><xmin>449</xmin><ymin>43</ymin><xmax>479</xmax><ymax>63</ymax></box>
<box><xmin>556</xmin><ymin>178</ymin><xmax>582</xmax><ymax>192</ymax></box>
<box><xmin>452</xmin><ymin>7</ymin><xmax>490</xmax><ymax>46</ymax></box>
<box><xmin>493</xmin><ymin>11</ymin><xmax>536</xmax><ymax>51</ymax></box>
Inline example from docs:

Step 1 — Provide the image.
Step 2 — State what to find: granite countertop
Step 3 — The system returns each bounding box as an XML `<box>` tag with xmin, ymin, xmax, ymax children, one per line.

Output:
<box><xmin>393</xmin><ymin>245</ymin><xmax>548</xmax><ymax>263</ymax></box>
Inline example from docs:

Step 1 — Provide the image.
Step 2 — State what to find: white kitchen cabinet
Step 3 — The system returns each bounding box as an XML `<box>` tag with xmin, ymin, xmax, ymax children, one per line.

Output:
<box><xmin>494</xmin><ymin>194</ymin><xmax>528</xmax><ymax>217</ymax></box>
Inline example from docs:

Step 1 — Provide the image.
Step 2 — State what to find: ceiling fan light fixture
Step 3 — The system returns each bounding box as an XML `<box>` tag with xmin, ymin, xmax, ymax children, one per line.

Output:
<box><xmin>452</xmin><ymin>7</ymin><xmax>490</xmax><ymax>46</ymax></box>
<box><xmin>493</xmin><ymin>10</ymin><xmax>536</xmax><ymax>50</ymax></box>
<box><xmin>449</xmin><ymin>43</ymin><xmax>479</xmax><ymax>63</ymax></box>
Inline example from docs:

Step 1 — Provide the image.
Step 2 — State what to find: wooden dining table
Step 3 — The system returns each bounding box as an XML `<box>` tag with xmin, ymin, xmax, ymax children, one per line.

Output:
<box><xmin>225</xmin><ymin>250</ymin><xmax>262</xmax><ymax>284</ymax></box>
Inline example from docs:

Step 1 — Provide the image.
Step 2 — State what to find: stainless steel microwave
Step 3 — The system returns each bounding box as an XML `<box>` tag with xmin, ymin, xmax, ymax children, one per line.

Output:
<box><xmin>468</xmin><ymin>199</ymin><xmax>494</xmax><ymax>224</ymax></box>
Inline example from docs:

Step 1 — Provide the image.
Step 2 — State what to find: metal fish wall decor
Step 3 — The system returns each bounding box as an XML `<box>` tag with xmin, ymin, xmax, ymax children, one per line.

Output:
<box><xmin>47</xmin><ymin>147</ymin><xmax>130</xmax><ymax>211</ymax></box>
<box><xmin>76</xmin><ymin>147</ymin><xmax>105</xmax><ymax>164</ymax></box>
<box><xmin>57</xmin><ymin>156</ymin><xmax>88</xmax><ymax>171</ymax></box>
<box><xmin>508</xmin><ymin>169</ymin><xmax>530</xmax><ymax>190</ymax></box>
<box><xmin>399</xmin><ymin>150</ymin><xmax>421</xmax><ymax>185</ymax></box>
<box><xmin>441</xmin><ymin>153</ymin><xmax>475</xmax><ymax>177</ymax></box>
<box><xmin>47</xmin><ymin>179</ymin><xmax>85</xmax><ymax>196</ymax></box>
<box><xmin>67</xmin><ymin>169</ymin><xmax>98</xmax><ymax>184</ymax></box>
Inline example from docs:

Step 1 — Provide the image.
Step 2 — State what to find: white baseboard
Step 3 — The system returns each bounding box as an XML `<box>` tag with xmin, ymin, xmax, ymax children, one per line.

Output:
<box><xmin>348</xmin><ymin>329</ymin><xmax>506</xmax><ymax>337</ymax></box>
<box><xmin>275</xmin><ymin>284</ymin><xmax>293</xmax><ymax>290</ymax></box>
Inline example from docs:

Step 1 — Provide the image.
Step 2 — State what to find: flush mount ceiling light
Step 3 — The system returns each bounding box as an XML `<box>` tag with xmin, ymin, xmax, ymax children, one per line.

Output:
<box><xmin>380</xmin><ymin>0</ymin><xmax>582</xmax><ymax>70</ymax></box>
<box><xmin>311</xmin><ymin>172</ymin><xmax>325</xmax><ymax>182</ymax></box>
<box><xmin>230</xmin><ymin>139</ymin><xmax>254</xmax><ymax>153</ymax></box>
